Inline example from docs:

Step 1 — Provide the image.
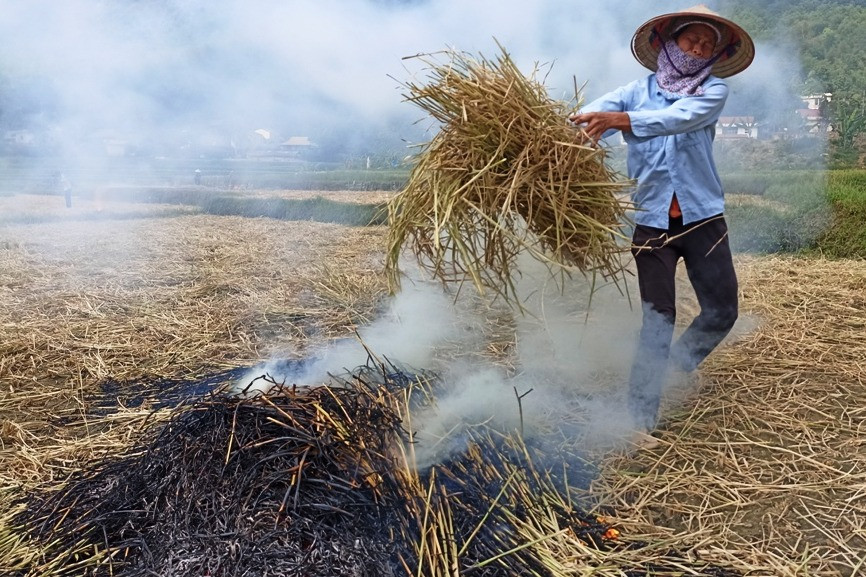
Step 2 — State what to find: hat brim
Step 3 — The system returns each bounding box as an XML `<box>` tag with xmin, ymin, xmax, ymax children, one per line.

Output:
<box><xmin>631</xmin><ymin>9</ymin><xmax>755</xmax><ymax>78</ymax></box>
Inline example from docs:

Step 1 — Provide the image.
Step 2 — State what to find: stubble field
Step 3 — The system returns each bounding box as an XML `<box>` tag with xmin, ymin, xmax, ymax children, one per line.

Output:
<box><xmin>1</xmin><ymin>190</ymin><xmax>864</xmax><ymax>576</ymax></box>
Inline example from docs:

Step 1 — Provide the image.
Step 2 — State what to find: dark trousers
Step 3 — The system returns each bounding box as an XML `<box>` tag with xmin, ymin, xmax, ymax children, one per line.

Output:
<box><xmin>628</xmin><ymin>214</ymin><xmax>738</xmax><ymax>430</ymax></box>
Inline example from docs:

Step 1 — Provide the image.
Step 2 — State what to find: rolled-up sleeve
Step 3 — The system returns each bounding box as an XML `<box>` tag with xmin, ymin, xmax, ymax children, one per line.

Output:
<box><xmin>579</xmin><ymin>82</ymin><xmax>640</xmax><ymax>139</ymax></box>
<box><xmin>628</xmin><ymin>82</ymin><xmax>728</xmax><ymax>137</ymax></box>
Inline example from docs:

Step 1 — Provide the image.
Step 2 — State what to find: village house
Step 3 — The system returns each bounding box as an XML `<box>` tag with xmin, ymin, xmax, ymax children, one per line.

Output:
<box><xmin>715</xmin><ymin>93</ymin><xmax>833</xmax><ymax>141</ymax></box>
<box><xmin>280</xmin><ymin>136</ymin><xmax>316</xmax><ymax>157</ymax></box>
<box><xmin>797</xmin><ymin>93</ymin><xmax>832</xmax><ymax>133</ymax></box>
<box><xmin>716</xmin><ymin>116</ymin><xmax>759</xmax><ymax>139</ymax></box>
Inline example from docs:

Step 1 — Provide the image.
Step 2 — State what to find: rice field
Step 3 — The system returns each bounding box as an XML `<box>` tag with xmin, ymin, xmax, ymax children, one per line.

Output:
<box><xmin>1</xmin><ymin>189</ymin><xmax>865</xmax><ymax>576</ymax></box>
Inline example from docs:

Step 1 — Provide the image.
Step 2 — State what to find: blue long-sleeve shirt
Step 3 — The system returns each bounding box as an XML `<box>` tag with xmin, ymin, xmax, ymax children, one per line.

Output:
<box><xmin>581</xmin><ymin>74</ymin><xmax>729</xmax><ymax>228</ymax></box>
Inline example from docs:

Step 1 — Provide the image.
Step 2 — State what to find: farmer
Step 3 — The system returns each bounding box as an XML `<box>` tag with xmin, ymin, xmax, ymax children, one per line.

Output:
<box><xmin>60</xmin><ymin>173</ymin><xmax>73</xmax><ymax>208</ymax></box>
<box><xmin>568</xmin><ymin>5</ymin><xmax>755</xmax><ymax>449</ymax></box>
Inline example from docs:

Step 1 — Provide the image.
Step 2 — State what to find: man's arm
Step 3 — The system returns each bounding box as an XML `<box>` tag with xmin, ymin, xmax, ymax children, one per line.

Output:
<box><xmin>568</xmin><ymin>81</ymin><xmax>637</xmax><ymax>141</ymax></box>
<box><xmin>628</xmin><ymin>81</ymin><xmax>728</xmax><ymax>137</ymax></box>
<box><xmin>569</xmin><ymin>111</ymin><xmax>632</xmax><ymax>141</ymax></box>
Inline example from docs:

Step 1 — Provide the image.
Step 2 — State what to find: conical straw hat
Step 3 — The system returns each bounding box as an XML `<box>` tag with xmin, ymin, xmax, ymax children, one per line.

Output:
<box><xmin>631</xmin><ymin>4</ymin><xmax>755</xmax><ymax>78</ymax></box>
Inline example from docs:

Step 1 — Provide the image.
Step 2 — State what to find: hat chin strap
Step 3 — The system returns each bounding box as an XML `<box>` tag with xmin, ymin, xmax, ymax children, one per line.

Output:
<box><xmin>660</xmin><ymin>39</ymin><xmax>724</xmax><ymax>76</ymax></box>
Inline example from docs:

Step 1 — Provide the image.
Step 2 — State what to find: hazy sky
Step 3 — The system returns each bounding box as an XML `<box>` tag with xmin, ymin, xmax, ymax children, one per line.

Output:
<box><xmin>0</xmin><ymin>0</ymin><xmax>798</xmax><ymax>145</ymax></box>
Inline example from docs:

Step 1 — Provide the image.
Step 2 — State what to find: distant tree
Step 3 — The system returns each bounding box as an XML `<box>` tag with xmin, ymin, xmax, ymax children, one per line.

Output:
<box><xmin>830</xmin><ymin>97</ymin><xmax>866</xmax><ymax>149</ymax></box>
<box><xmin>720</xmin><ymin>0</ymin><xmax>866</xmax><ymax>163</ymax></box>
<box><xmin>793</xmin><ymin>6</ymin><xmax>866</xmax><ymax>95</ymax></box>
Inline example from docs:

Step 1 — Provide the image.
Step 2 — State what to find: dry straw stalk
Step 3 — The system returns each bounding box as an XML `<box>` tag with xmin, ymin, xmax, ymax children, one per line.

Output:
<box><xmin>386</xmin><ymin>41</ymin><xmax>632</xmax><ymax>308</ymax></box>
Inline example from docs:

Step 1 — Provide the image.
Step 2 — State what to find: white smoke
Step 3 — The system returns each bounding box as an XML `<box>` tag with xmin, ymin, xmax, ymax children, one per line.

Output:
<box><xmin>0</xmin><ymin>0</ymin><xmax>792</xmax><ymax>143</ymax></box>
<box><xmin>1</xmin><ymin>0</ymin><xmax>789</xmax><ymax>460</ymax></box>
<box><xmin>234</xmin><ymin>251</ymin><xmax>647</xmax><ymax>464</ymax></box>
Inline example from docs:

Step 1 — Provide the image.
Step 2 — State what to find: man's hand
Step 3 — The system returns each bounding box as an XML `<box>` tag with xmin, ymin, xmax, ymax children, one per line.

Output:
<box><xmin>568</xmin><ymin>111</ymin><xmax>631</xmax><ymax>142</ymax></box>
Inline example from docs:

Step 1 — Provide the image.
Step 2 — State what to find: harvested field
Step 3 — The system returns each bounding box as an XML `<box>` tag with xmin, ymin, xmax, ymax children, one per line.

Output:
<box><xmin>0</xmin><ymin>192</ymin><xmax>389</xmax><ymax>488</ymax></box>
<box><xmin>1</xmin><ymin>189</ymin><xmax>864</xmax><ymax>576</ymax></box>
<box><xmin>590</xmin><ymin>256</ymin><xmax>866</xmax><ymax>576</ymax></box>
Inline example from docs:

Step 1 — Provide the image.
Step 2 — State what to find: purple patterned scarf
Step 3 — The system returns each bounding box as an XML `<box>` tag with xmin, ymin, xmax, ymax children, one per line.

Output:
<box><xmin>655</xmin><ymin>39</ymin><xmax>715</xmax><ymax>99</ymax></box>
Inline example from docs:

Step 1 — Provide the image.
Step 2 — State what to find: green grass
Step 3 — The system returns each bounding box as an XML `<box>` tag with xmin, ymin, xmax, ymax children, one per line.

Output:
<box><xmin>3</xmin><ymin>153</ymin><xmax>865</xmax><ymax>258</ymax></box>
<box><xmin>0</xmin><ymin>156</ymin><xmax>410</xmax><ymax>194</ymax></box>
<box><xmin>817</xmin><ymin>171</ymin><xmax>866</xmax><ymax>257</ymax></box>
<box><xmin>202</xmin><ymin>196</ymin><xmax>387</xmax><ymax>225</ymax></box>
<box><xmin>0</xmin><ymin>155</ymin><xmax>399</xmax><ymax>227</ymax></box>
<box><xmin>725</xmin><ymin>169</ymin><xmax>866</xmax><ymax>258</ymax></box>
<box><xmin>74</xmin><ymin>186</ymin><xmax>388</xmax><ymax>226</ymax></box>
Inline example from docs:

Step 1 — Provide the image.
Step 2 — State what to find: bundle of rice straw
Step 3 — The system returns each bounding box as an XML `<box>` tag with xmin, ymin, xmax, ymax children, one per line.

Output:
<box><xmin>385</xmin><ymin>42</ymin><xmax>632</xmax><ymax>308</ymax></box>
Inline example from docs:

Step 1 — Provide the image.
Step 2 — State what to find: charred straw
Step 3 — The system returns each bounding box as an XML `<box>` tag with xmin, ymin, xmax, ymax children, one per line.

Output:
<box><xmin>6</xmin><ymin>361</ymin><xmax>740</xmax><ymax>577</ymax></box>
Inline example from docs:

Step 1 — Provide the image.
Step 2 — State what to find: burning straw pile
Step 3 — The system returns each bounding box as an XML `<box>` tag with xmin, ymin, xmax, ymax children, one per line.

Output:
<box><xmin>2</xmin><ymin>361</ymin><xmax>741</xmax><ymax>577</ymax></box>
<box><xmin>386</xmin><ymin>43</ymin><xmax>631</xmax><ymax>306</ymax></box>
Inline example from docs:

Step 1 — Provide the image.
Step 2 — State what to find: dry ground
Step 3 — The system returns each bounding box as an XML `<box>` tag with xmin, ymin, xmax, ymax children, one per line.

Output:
<box><xmin>591</xmin><ymin>256</ymin><xmax>866</xmax><ymax>576</ymax></box>
<box><xmin>1</xmin><ymin>191</ymin><xmax>864</xmax><ymax>576</ymax></box>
